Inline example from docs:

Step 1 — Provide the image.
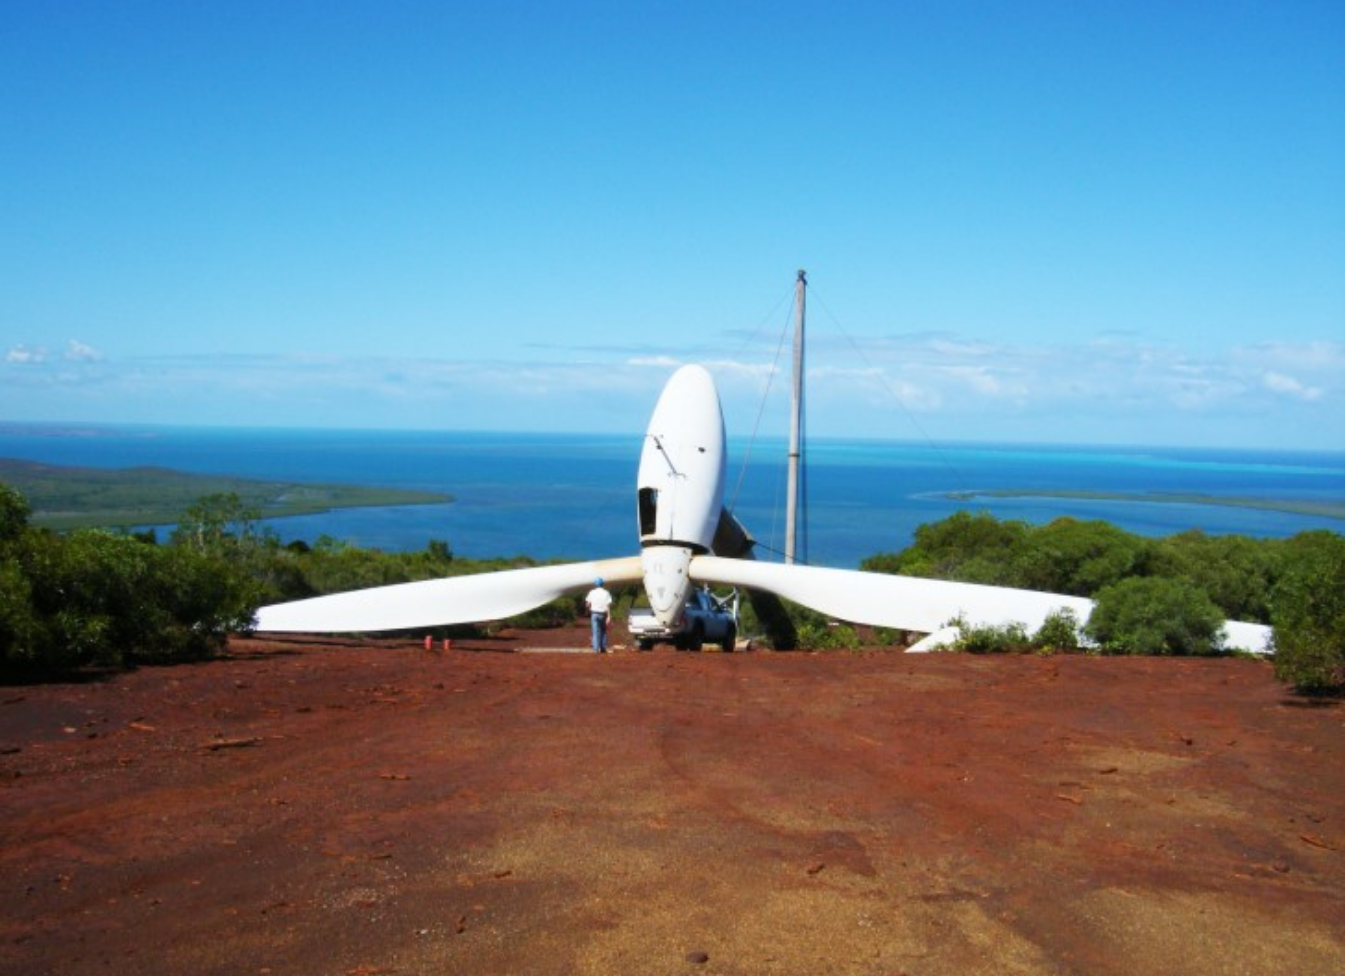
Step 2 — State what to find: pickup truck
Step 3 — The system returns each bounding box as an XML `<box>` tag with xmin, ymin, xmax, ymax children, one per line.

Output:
<box><xmin>627</xmin><ymin>586</ymin><xmax>739</xmax><ymax>651</ymax></box>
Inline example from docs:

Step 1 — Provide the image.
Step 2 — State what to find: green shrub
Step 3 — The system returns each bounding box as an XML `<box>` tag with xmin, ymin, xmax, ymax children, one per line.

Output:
<box><xmin>795</xmin><ymin>618</ymin><xmax>861</xmax><ymax>650</ymax></box>
<box><xmin>1033</xmin><ymin>607</ymin><xmax>1082</xmax><ymax>652</ymax></box>
<box><xmin>1271</xmin><ymin>532</ymin><xmax>1345</xmax><ymax>692</ymax></box>
<box><xmin>1084</xmin><ymin>576</ymin><xmax>1224</xmax><ymax>656</ymax></box>
<box><xmin>953</xmin><ymin>620</ymin><xmax>1032</xmax><ymax>654</ymax></box>
<box><xmin>510</xmin><ymin>593</ymin><xmax>583</xmax><ymax>629</ymax></box>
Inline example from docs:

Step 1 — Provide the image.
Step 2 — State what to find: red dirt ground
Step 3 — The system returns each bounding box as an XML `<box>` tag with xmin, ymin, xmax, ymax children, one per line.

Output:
<box><xmin>1</xmin><ymin>626</ymin><xmax>1342</xmax><ymax>976</ymax></box>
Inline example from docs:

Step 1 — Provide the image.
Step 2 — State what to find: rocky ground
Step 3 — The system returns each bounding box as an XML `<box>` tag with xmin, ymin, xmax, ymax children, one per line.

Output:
<box><xmin>1</xmin><ymin>625</ymin><xmax>1342</xmax><ymax>976</ymax></box>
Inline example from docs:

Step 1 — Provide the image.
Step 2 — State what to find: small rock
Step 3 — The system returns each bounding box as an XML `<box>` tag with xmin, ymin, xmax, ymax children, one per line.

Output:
<box><xmin>685</xmin><ymin>950</ymin><xmax>709</xmax><ymax>964</ymax></box>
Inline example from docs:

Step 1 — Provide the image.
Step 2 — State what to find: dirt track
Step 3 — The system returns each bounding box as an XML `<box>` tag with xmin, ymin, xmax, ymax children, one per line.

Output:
<box><xmin>2</xmin><ymin>628</ymin><xmax>1342</xmax><ymax>976</ymax></box>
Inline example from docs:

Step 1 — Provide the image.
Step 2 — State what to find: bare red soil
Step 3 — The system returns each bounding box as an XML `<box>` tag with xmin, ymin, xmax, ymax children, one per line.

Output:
<box><xmin>1</xmin><ymin>626</ymin><xmax>1342</xmax><ymax>976</ymax></box>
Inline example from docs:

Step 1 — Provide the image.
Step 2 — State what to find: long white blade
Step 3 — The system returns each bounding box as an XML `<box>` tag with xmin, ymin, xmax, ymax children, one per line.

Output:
<box><xmin>689</xmin><ymin>555</ymin><xmax>1272</xmax><ymax>653</ymax></box>
<box><xmin>691</xmin><ymin>555</ymin><xmax>1093</xmax><ymax>634</ymax></box>
<box><xmin>254</xmin><ymin>555</ymin><xmax>643</xmax><ymax>633</ymax></box>
<box><xmin>1221</xmin><ymin>619</ymin><xmax>1274</xmax><ymax>654</ymax></box>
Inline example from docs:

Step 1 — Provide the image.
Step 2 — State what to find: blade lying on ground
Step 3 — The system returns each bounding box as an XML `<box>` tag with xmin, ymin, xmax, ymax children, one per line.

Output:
<box><xmin>254</xmin><ymin>556</ymin><xmax>643</xmax><ymax>633</ymax></box>
<box><xmin>692</xmin><ymin>555</ymin><xmax>1094</xmax><ymax>634</ymax></box>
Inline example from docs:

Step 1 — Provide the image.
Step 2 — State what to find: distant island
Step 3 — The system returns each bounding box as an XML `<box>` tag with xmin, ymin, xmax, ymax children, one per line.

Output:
<box><xmin>944</xmin><ymin>489</ymin><xmax>1345</xmax><ymax>521</ymax></box>
<box><xmin>0</xmin><ymin>458</ymin><xmax>452</xmax><ymax>531</ymax></box>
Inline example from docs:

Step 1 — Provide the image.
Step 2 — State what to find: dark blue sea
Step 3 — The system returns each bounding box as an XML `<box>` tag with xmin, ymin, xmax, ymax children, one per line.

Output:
<box><xmin>1</xmin><ymin>424</ymin><xmax>1342</xmax><ymax>568</ymax></box>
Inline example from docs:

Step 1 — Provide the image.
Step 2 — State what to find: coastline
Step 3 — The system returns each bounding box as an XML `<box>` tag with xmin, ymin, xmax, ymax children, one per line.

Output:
<box><xmin>0</xmin><ymin>425</ymin><xmax>1340</xmax><ymax>563</ymax></box>
<box><xmin>944</xmin><ymin>488</ymin><xmax>1345</xmax><ymax>522</ymax></box>
<box><xmin>0</xmin><ymin>457</ymin><xmax>451</xmax><ymax>532</ymax></box>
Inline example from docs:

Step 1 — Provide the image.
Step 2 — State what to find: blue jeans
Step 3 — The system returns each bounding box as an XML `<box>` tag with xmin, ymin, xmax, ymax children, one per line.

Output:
<box><xmin>591</xmin><ymin>614</ymin><xmax>608</xmax><ymax>652</ymax></box>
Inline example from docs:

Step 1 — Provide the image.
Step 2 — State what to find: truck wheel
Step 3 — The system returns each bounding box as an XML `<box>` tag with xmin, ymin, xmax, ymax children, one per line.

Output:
<box><xmin>637</xmin><ymin>639</ymin><xmax>653</xmax><ymax>651</ymax></box>
<box><xmin>722</xmin><ymin>623</ymin><xmax>737</xmax><ymax>652</ymax></box>
<box><xmin>688</xmin><ymin>624</ymin><xmax>704</xmax><ymax>651</ymax></box>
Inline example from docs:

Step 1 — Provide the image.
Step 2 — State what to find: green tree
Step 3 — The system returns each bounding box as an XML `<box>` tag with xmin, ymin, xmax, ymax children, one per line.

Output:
<box><xmin>425</xmin><ymin>538</ymin><xmax>453</xmax><ymax>564</ymax></box>
<box><xmin>1034</xmin><ymin>607</ymin><xmax>1082</xmax><ymax>651</ymax></box>
<box><xmin>19</xmin><ymin>529</ymin><xmax>149</xmax><ymax>669</ymax></box>
<box><xmin>1271</xmin><ymin>531</ymin><xmax>1345</xmax><ymax>692</ymax></box>
<box><xmin>1085</xmin><ymin>576</ymin><xmax>1224</xmax><ymax>656</ymax></box>
<box><xmin>148</xmin><ymin>544</ymin><xmax>259</xmax><ymax>659</ymax></box>
<box><xmin>0</xmin><ymin>485</ymin><xmax>38</xmax><ymax>669</ymax></box>
<box><xmin>862</xmin><ymin>511</ymin><xmax>1029</xmax><ymax>584</ymax></box>
<box><xmin>0</xmin><ymin>484</ymin><xmax>30</xmax><ymax>544</ymax></box>
<box><xmin>1008</xmin><ymin>518</ymin><xmax>1149</xmax><ymax>595</ymax></box>
<box><xmin>297</xmin><ymin>536</ymin><xmax>415</xmax><ymax>595</ymax></box>
<box><xmin>1153</xmin><ymin>530</ymin><xmax>1279</xmax><ymax>622</ymax></box>
<box><xmin>1</xmin><ymin>485</ymin><xmax>271</xmax><ymax>677</ymax></box>
<box><xmin>0</xmin><ymin>556</ymin><xmax>39</xmax><ymax>670</ymax></box>
<box><xmin>171</xmin><ymin>492</ymin><xmax>263</xmax><ymax>555</ymax></box>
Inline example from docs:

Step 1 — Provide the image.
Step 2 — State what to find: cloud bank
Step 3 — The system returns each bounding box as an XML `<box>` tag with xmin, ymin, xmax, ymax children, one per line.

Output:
<box><xmin>1</xmin><ymin>334</ymin><xmax>1339</xmax><ymax>449</ymax></box>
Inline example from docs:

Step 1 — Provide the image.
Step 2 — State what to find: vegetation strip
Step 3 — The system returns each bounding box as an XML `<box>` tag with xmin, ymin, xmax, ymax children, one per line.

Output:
<box><xmin>2</xmin><ymin>477</ymin><xmax>1341</xmax><ymax>692</ymax></box>
<box><xmin>943</xmin><ymin>489</ymin><xmax>1345</xmax><ymax>521</ymax></box>
<box><xmin>0</xmin><ymin>457</ymin><xmax>452</xmax><ymax>530</ymax></box>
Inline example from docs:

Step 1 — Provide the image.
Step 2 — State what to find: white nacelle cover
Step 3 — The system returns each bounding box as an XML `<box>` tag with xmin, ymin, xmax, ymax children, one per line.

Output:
<box><xmin>636</xmin><ymin>364</ymin><xmax>726</xmax><ymax>552</ymax></box>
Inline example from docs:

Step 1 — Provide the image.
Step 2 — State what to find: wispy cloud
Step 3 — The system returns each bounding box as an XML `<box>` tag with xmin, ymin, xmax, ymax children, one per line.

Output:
<box><xmin>1262</xmin><ymin>371</ymin><xmax>1323</xmax><ymax>402</ymax></box>
<box><xmin>6</xmin><ymin>339</ymin><xmax>106</xmax><ymax>365</ymax></box>
<box><xmin>0</xmin><ymin>336</ymin><xmax>1338</xmax><ymax>447</ymax></box>
<box><xmin>812</xmin><ymin>333</ymin><xmax>1340</xmax><ymax>413</ymax></box>
<box><xmin>5</xmin><ymin>345</ymin><xmax>47</xmax><ymax>364</ymax></box>
<box><xmin>63</xmin><ymin>339</ymin><xmax>104</xmax><ymax>362</ymax></box>
<box><xmin>1241</xmin><ymin>340</ymin><xmax>1345</xmax><ymax>372</ymax></box>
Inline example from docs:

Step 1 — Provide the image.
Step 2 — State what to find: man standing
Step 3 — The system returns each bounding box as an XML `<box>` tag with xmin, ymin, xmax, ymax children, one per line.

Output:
<box><xmin>584</xmin><ymin>578</ymin><xmax>613</xmax><ymax>653</ymax></box>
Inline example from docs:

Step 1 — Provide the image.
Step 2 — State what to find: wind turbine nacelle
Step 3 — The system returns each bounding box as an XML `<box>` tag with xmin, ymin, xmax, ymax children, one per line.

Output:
<box><xmin>635</xmin><ymin>364</ymin><xmax>727</xmax><ymax>626</ymax></box>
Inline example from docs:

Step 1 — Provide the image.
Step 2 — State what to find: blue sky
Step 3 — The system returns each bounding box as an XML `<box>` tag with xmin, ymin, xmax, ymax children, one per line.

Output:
<box><xmin>3</xmin><ymin>1</ymin><xmax>1342</xmax><ymax>449</ymax></box>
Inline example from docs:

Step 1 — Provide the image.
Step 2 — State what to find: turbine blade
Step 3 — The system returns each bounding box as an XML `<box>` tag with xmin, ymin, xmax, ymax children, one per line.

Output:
<box><xmin>689</xmin><ymin>556</ymin><xmax>1272</xmax><ymax>653</ymax></box>
<box><xmin>690</xmin><ymin>555</ymin><xmax>1095</xmax><ymax>633</ymax></box>
<box><xmin>254</xmin><ymin>555</ymin><xmax>643</xmax><ymax>633</ymax></box>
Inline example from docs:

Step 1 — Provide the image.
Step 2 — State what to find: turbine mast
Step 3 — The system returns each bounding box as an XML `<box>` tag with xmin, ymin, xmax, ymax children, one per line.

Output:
<box><xmin>785</xmin><ymin>269</ymin><xmax>806</xmax><ymax>565</ymax></box>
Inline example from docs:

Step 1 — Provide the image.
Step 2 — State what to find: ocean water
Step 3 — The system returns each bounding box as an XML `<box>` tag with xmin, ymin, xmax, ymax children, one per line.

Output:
<box><xmin>1</xmin><ymin>424</ymin><xmax>1341</xmax><ymax>568</ymax></box>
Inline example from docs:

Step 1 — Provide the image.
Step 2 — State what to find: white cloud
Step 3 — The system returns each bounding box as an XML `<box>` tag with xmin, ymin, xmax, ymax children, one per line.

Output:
<box><xmin>1242</xmin><ymin>340</ymin><xmax>1345</xmax><ymax>372</ymax></box>
<box><xmin>927</xmin><ymin>337</ymin><xmax>996</xmax><ymax>358</ymax></box>
<box><xmin>927</xmin><ymin>365</ymin><xmax>1003</xmax><ymax>399</ymax></box>
<box><xmin>5</xmin><ymin>345</ymin><xmax>47</xmax><ymax>364</ymax></box>
<box><xmin>0</xmin><ymin>336</ymin><xmax>1339</xmax><ymax>447</ymax></box>
<box><xmin>63</xmin><ymin>339</ymin><xmax>104</xmax><ymax>362</ymax></box>
<box><xmin>703</xmin><ymin>359</ymin><xmax>786</xmax><ymax>388</ymax></box>
<box><xmin>1262</xmin><ymin>371</ymin><xmax>1323</xmax><ymax>402</ymax></box>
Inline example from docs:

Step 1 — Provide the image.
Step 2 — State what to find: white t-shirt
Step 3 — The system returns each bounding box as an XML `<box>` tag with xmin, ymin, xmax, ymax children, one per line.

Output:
<box><xmin>585</xmin><ymin>587</ymin><xmax>613</xmax><ymax>615</ymax></box>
